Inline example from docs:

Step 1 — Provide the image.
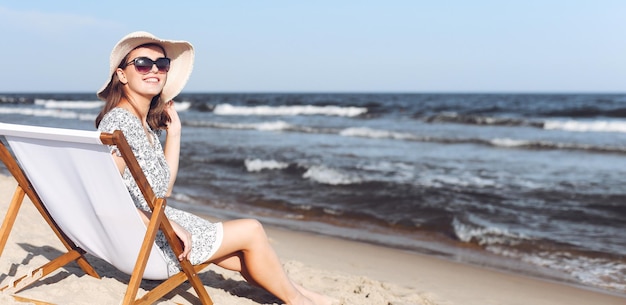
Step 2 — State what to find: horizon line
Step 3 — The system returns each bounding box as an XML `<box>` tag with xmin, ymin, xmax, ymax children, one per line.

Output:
<box><xmin>1</xmin><ymin>91</ymin><xmax>625</xmax><ymax>95</ymax></box>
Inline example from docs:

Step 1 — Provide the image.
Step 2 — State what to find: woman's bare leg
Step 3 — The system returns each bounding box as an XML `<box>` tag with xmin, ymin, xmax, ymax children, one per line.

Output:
<box><xmin>212</xmin><ymin>251</ymin><xmax>259</xmax><ymax>285</ymax></box>
<box><xmin>209</xmin><ymin>219</ymin><xmax>325</xmax><ymax>305</ymax></box>
<box><xmin>214</xmin><ymin>252</ymin><xmax>333</xmax><ymax>305</ymax></box>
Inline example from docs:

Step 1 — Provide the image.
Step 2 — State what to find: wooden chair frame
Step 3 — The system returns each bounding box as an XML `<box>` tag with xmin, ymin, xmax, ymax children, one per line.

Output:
<box><xmin>0</xmin><ymin>129</ymin><xmax>213</xmax><ymax>304</ymax></box>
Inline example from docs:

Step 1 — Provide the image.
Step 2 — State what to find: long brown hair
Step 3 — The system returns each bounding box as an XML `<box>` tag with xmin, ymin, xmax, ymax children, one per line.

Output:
<box><xmin>95</xmin><ymin>43</ymin><xmax>171</xmax><ymax>131</ymax></box>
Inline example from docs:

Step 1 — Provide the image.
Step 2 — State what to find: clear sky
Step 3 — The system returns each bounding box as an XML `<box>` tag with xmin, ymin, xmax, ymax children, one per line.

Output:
<box><xmin>1</xmin><ymin>1</ymin><xmax>625</xmax><ymax>93</ymax></box>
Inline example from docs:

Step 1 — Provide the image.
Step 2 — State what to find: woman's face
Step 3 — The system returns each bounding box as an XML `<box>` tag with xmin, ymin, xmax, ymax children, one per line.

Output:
<box><xmin>118</xmin><ymin>45</ymin><xmax>168</xmax><ymax>99</ymax></box>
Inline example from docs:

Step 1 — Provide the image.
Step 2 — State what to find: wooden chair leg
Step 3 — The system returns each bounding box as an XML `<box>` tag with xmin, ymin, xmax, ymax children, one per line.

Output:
<box><xmin>180</xmin><ymin>260</ymin><xmax>213</xmax><ymax>305</ymax></box>
<box><xmin>1</xmin><ymin>250</ymin><xmax>83</xmax><ymax>293</ymax></box>
<box><xmin>136</xmin><ymin>262</ymin><xmax>213</xmax><ymax>305</ymax></box>
<box><xmin>0</xmin><ymin>187</ymin><xmax>26</xmax><ymax>257</ymax></box>
<box><xmin>122</xmin><ymin>200</ymin><xmax>167</xmax><ymax>305</ymax></box>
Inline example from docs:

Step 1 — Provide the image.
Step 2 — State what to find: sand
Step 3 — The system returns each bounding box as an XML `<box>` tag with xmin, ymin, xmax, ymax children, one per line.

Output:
<box><xmin>0</xmin><ymin>174</ymin><xmax>624</xmax><ymax>305</ymax></box>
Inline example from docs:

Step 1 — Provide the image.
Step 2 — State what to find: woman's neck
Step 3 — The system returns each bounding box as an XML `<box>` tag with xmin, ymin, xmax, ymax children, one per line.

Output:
<box><xmin>119</xmin><ymin>95</ymin><xmax>150</xmax><ymax>121</ymax></box>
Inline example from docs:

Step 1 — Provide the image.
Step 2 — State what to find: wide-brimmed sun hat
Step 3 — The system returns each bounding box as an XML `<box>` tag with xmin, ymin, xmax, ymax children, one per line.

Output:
<box><xmin>97</xmin><ymin>31</ymin><xmax>194</xmax><ymax>103</ymax></box>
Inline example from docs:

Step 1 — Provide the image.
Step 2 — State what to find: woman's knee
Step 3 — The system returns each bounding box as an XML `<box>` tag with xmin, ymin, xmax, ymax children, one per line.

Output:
<box><xmin>224</xmin><ymin>218</ymin><xmax>267</xmax><ymax>241</ymax></box>
<box><xmin>243</xmin><ymin>218</ymin><xmax>267</xmax><ymax>238</ymax></box>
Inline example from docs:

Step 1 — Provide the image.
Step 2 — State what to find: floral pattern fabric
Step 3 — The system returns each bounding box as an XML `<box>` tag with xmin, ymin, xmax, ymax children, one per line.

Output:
<box><xmin>98</xmin><ymin>107</ymin><xmax>223</xmax><ymax>276</ymax></box>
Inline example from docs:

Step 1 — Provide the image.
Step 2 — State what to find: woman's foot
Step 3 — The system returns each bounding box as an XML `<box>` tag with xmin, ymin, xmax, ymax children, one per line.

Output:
<box><xmin>293</xmin><ymin>282</ymin><xmax>336</xmax><ymax>305</ymax></box>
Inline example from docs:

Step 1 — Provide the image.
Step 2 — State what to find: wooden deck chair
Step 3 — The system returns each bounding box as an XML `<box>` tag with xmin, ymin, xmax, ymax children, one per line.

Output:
<box><xmin>0</xmin><ymin>122</ymin><xmax>213</xmax><ymax>304</ymax></box>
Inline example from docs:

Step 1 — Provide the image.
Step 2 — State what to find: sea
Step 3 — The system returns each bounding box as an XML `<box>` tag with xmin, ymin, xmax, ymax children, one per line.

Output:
<box><xmin>0</xmin><ymin>92</ymin><xmax>625</xmax><ymax>296</ymax></box>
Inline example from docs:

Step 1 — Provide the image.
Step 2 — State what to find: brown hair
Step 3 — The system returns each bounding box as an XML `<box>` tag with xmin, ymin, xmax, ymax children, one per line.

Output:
<box><xmin>95</xmin><ymin>43</ymin><xmax>171</xmax><ymax>131</ymax></box>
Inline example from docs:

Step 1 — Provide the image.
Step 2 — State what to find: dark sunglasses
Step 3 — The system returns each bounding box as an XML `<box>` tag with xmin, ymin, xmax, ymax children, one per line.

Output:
<box><xmin>126</xmin><ymin>57</ymin><xmax>171</xmax><ymax>74</ymax></box>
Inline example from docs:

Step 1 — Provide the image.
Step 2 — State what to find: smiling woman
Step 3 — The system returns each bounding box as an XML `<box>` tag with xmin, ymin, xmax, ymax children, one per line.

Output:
<box><xmin>94</xmin><ymin>31</ymin><xmax>334</xmax><ymax>305</ymax></box>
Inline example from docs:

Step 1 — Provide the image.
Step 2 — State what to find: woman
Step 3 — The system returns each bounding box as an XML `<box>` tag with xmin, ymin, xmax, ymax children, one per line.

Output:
<box><xmin>95</xmin><ymin>31</ymin><xmax>332</xmax><ymax>305</ymax></box>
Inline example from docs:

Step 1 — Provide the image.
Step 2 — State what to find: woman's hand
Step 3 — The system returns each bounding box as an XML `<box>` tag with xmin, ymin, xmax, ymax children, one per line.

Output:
<box><xmin>169</xmin><ymin>220</ymin><xmax>192</xmax><ymax>261</ymax></box>
<box><xmin>137</xmin><ymin>209</ymin><xmax>191</xmax><ymax>260</ymax></box>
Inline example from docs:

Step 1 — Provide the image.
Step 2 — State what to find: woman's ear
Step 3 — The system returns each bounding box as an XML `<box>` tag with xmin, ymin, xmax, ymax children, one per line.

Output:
<box><xmin>116</xmin><ymin>68</ymin><xmax>128</xmax><ymax>85</ymax></box>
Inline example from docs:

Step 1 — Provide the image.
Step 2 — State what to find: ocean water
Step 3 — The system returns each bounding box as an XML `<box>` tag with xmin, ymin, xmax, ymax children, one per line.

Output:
<box><xmin>1</xmin><ymin>92</ymin><xmax>625</xmax><ymax>295</ymax></box>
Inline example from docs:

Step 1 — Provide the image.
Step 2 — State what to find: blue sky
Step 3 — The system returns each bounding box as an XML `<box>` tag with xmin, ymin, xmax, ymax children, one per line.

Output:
<box><xmin>1</xmin><ymin>1</ymin><xmax>625</xmax><ymax>93</ymax></box>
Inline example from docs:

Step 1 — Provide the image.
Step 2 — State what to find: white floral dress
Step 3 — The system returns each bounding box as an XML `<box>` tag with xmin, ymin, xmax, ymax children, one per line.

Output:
<box><xmin>98</xmin><ymin>107</ymin><xmax>223</xmax><ymax>276</ymax></box>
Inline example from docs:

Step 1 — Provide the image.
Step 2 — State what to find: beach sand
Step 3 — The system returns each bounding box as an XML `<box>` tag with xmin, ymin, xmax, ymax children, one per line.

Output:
<box><xmin>0</xmin><ymin>174</ymin><xmax>624</xmax><ymax>305</ymax></box>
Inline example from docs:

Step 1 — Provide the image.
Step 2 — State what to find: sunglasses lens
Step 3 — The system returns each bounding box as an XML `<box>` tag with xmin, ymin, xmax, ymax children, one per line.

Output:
<box><xmin>155</xmin><ymin>58</ymin><xmax>171</xmax><ymax>73</ymax></box>
<box><xmin>133</xmin><ymin>57</ymin><xmax>153</xmax><ymax>74</ymax></box>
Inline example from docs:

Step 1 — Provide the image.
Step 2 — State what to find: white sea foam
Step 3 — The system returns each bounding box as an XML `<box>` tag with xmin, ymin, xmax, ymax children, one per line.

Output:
<box><xmin>34</xmin><ymin>99</ymin><xmax>190</xmax><ymax>111</ymax></box>
<box><xmin>244</xmin><ymin>159</ymin><xmax>289</xmax><ymax>172</ymax></box>
<box><xmin>490</xmin><ymin>138</ymin><xmax>529</xmax><ymax>147</ymax></box>
<box><xmin>254</xmin><ymin>121</ymin><xmax>293</xmax><ymax>130</ymax></box>
<box><xmin>447</xmin><ymin>214</ymin><xmax>625</xmax><ymax>291</ymax></box>
<box><xmin>489</xmin><ymin>246</ymin><xmax>626</xmax><ymax>292</ymax></box>
<box><xmin>204</xmin><ymin>120</ymin><xmax>293</xmax><ymax>131</ymax></box>
<box><xmin>169</xmin><ymin>192</ymin><xmax>193</xmax><ymax>202</ymax></box>
<box><xmin>452</xmin><ymin>217</ymin><xmax>527</xmax><ymax>246</ymax></box>
<box><xmin>544</xmin><ymin>119</ymin><xmax>626</xmax><ymax>133</ymax></box>
<box><xmin>339</xmin><ymin>127</ymin><xmax>414</xmax><ymax>140</ymax></box>
<box><xmin>0</xmin><ymin>107</ymin><xmax>96</xmax><ymax>121</ymax></box>
<box><xmin>174</xmin><ymin>101</ymin><xmax>191</xmax><ymax>111</ymax></box>
<box><xmin>422</xmin><ymin>174</ymin><xmax>497</xmax><ymax>189</ymax></box>
<box><xmin>358</xmin><ymin>161</ymin><xmax>416</xmax><ymax>183</ymax></box>
<box><xmin>323</xmin><ymin>208</ymin><xmax>344</xmax><ymax>215</ymax></box>
<box><xmin>302</xmin><ymin>165</ymin><xmax>361</xmax><ymax>185</ymax></box>
<box><xmin>360</xmin><ymin>160</ymin><xmax>414</xmax><ymax>173</ymax></box>
<box><xmin>213</xmin><ymin>103</ymin><xmax>367</xmax><ymax>117</ymax></box>
<box><xmin>36</xmin><ymin>99</ymin><xmax>104</xmax><ymax>109</ymax></box>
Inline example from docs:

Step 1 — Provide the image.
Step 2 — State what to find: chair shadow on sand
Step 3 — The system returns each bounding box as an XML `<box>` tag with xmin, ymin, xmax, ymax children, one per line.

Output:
<box><xmin>4</xmin><ymin>243</ymin><xmax>281</xmax><ymax>305</ymax></box>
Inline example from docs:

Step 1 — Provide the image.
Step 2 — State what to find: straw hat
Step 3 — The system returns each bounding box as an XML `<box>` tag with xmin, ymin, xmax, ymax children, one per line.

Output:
<box><xmin>97</xmin><ymin>31</ymin><xmax>194</xmax><ymax>103</ymax></box>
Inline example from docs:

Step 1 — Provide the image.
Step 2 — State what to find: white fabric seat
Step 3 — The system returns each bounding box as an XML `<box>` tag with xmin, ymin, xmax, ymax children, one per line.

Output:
<box><xmin>0</xmin><ymin>122</ymin><xmax>214</xmax><ymax>304</ymax></box>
